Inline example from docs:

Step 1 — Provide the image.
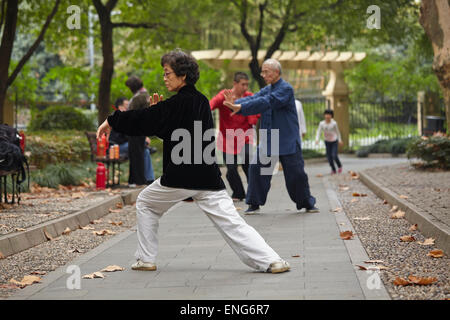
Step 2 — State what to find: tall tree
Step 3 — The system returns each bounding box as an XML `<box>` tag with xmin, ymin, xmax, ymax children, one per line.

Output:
<box><xmin>419</xmin><ymin>0</ymin><xmax>450</xmax><ymax>131</ymax></box>
<box><xmin>0</xmin><ymin>0</ymin><xmax>61</xmax><ymax>122</ymax></box>
<box><xmin>228</xmin><ymin>0</ymin><xmax>417</xmax><ymax>88</ymax></box>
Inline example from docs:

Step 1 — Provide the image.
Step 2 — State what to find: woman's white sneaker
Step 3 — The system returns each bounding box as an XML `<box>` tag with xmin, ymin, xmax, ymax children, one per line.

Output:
<box><xmin>267</xmin><ymin>260</ymin><xmax>290</xmax><ymax>273</ymax></box>
<box><xmin>131</xmin><ymin>260</ymin><xmax>157</xmax><ymax>271</ymax></box>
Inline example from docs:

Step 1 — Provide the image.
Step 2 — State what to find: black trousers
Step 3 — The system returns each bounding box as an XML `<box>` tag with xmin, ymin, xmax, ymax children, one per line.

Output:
<box><xmin>222</xmin><ymin>144</ymin><xmax>251</xmax><ymax>200</ymax></box>
<box><xmin>325</xmin><ymin>140</ymin><xmax>342</xmax><ymax>172</ymax></box>
<box><xmin>128</xmin><ymin>136</ymin><xmax>147</xmax><ymax>185</ymax></box>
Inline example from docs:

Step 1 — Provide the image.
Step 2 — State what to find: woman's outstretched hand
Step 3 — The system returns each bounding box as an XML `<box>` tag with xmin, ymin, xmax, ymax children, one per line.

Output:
<box><xmin>97</xmin><ymin>119</ymin><xmax>112</xmax><ymax>140</ymax></box>
<box><xmin>149</xmin><ymin>93</ymin><xmax>164</xmax><ymax>106</ymax></box>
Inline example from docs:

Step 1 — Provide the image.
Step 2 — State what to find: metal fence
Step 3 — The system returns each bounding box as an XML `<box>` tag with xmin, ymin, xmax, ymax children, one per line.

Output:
<box><xmin>300</xmin><ymin>98</ymin><xmax>419</xmax><ymax>151</ymax></box>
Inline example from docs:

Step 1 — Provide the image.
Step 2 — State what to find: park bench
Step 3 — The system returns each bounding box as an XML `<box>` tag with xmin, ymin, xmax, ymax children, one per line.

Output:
<box><xmin>85</xmin><ymin>131</ymin><xmax>128</xmax><ymax>187</ymax></box>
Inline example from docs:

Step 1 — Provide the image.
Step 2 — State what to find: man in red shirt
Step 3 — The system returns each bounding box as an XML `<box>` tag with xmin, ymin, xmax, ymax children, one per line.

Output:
<box><xmin>210</xmin><ymin>72</ymin><xmax>260</xmax><ymax>201</ymax></box>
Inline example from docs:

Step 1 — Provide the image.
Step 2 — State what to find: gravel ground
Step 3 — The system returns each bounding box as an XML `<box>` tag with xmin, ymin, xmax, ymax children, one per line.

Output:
<box><xmin>0</xmin><ymin>201</ymin><xmax>138</xmax><ymax>299</ymax></box>
<box><xmin>329</xmin><ymin>172</ymin><xmax>449</xmax><ymax>300</ymax></box>
<box><xmin>0</xmin><ymin>186</ymin><xmax>132</xmax><ymax>236</ymax></box>
<box><xmin>363</xmin><ymin>163</ymin><xmax>449</xmax><ymax>229</ymax></box>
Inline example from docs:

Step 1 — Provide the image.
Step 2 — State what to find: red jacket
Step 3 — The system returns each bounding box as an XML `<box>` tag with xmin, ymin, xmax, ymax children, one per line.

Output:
<box><xmin>210</xmin><ymin>90</ymin><xmax>260</xmax><ymax>154</ymax></box>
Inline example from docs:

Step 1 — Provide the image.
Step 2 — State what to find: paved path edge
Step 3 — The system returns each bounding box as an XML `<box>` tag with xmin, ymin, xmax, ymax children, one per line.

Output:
<box><xmin>323</xmin><ymin>177</ymin><xmax>391</xmax><ymax>300</ymax></box>
<box><xmin>359</xmin><ymin>171</ymin><xmax>450</xmax><ymax>255</ymax></box>
<box><xmin>0</xmin><ymin>188</ymin><xmax>144</xmax><ymax>259</ymax></box>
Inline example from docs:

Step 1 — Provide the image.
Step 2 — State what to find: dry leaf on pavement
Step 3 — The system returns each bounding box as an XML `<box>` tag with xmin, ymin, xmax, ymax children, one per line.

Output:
<box><xmin>400</xmin><ymin>235</ymin><xmax>416</xmax><ymax>242</ymax></box>
<box><xmin>30</xmin><ymin>271</ymin><xmax>47</xmax><ymax>275</ymax></box>
<box><xmin>101</xmin><ymin>265</ymin><xmax>125</xmax><ymax>272</ymax></box>
<box><xmin>109</xmin><ymin>208</ymin><xmax>121</xmax><ymax>213</ymax></box>
<box><xmin>93</xmin><ymin>229</ymin><xmax>115</xmax><ymax>236</ymax></box>
<box><xmin>389</xmin><ymin>205</ymin><xmax>398</xmax><ymax>212</ymax></box>
<box><xmin>427</xmin><ymin>249</ymin><xmax>444</xmax><ymax>258</ymax></box>
<box><xmin>350</xmin><ymin>198</ymin><xmax>358</xmax><ymax>203</ymax></box>
<box><xmin>340</xmin><ymin>231</ymin><xmax>354</xmax><ymax>240</ymax></box>
<box><xmin>316</xmin><ymin>174</ymin><xmax>323</xmax><ymax>178</ymax></box>
<box><xmin>393</xmin><ymin>277</ymin><xmax>411</xmax><ymax>286</ymax></box>
<box><xmin>62</xmin><ymin>227</ymin><xmax>71</xmax><ymax>235</ymax></box>
<box><xmin>68</xmin><ymin>249</ymin><xmax>83</xmax><ymax>253</ymax></box>
<box><xmin>82</xmin><ymin>225</ymin><xmax>95</xmax><ymax>230</ymax></box>
<box><xmin>409</xmin><ymin>224</ymin><xmax>418</xmax><ymax>231</ymax></box>
<box><xmin>418</xmin><ymin>238</ymin><xmax>435</xmax><ymax>246</ymax></box>
<box><xmin>399</xmin><ymin>195</ymin><xmax>409</xmax><ymax>199</ymax></box>
<box><xmin>91</xmin><ymin>219</ymin><xmax>102</xmax><ymax>224</ymax></box>
<box><xmin>109</xmin><ymin>221</ymin><xmax>123</xmax><ymax>226</ymax></box>
<box><xmin>15</xmin><ymin>228</ymin><xmax>26</xmax><ymax>232</ymax></box>
<box><xmin>82</xmin><ymin>272</ymin><xmax>104</xmax><ymax>279</ymax></box>
<box><xmin>353</xmin><ymin>217</ymin><xmax>371</xmax><ymax>221</ymax></box>
<box><xmin>116</xmin><ymin>202</ymin><xmax>123</xmax><ymax>209</ymax></box>
<box><xmin>44</xmin><ymin>229</ymin><xmax>53</xmax><ymax>241</ymax></box>
<box><xmin>9</xmin><ymin>275</ymin><xmax>42</xmax><ymax>288</ymax></box>
<box><xmin>0</xmin><ymin>251</ymin><xmax>5</xmax><ymax>259</ymax></box>
<box><xmin>352</xmin><ymin>192</ymin><xmax>367</xmax><ymax>197</ymax></box>
<box><xmin>408</xmin><ymin>275</ymin><xmax>437</xmax><ymax>285</ymax></box>
<box><xmin>391</xmin><ymin>210</ymin><xmax>405</xmax><ymax>219</ymax></box>
<box><xmin>383</xmin><ymin>200</ymin><xmax>388</xmax><ymax>204</ymax></box>
<box><xmin>291</xmin><ymin>255</ymin><xmax>300</xmax><ymax>258</ymax></box>
<box><xmin>332</xmin><ymin>207</ymin><xmax>342</xmax><ymax>213</ymax></box>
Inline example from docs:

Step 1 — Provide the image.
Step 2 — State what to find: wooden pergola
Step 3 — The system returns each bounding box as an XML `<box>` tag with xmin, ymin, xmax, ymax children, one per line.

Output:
<box><xmin>191</xmin><ymin>49</ymin><xmax>367</xmax><ymax>148</ymax></box>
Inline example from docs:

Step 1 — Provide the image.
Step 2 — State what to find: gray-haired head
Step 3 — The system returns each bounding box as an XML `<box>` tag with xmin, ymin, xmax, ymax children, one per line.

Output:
<box><xmin>262</xmin><ymin>58</ymin><xmax>282</xmax><ymax>75</ymax></box>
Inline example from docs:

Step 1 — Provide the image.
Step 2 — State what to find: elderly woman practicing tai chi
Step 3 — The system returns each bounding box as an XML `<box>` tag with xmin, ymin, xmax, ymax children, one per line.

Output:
<box><xmin>96</xmin><ymin>50</ymin><xmax>290</xmax><ymax>274</ymax></box>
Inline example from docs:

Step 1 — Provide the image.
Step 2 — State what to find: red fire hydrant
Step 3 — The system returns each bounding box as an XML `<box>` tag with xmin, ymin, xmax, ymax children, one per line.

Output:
<box><xmin>96</xmin><ymin>163</ymin><xmax>106</xmax><ymax>189</ymax></box>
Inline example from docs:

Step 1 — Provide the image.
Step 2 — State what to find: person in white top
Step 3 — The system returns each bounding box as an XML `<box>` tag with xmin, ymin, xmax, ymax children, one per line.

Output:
<box><xmin>315</xmin><ymin>109</ymin><xmax>343</xmax><ymax>174</ymax></box>
<box><xmin>295</xmin><ymin>99</ymin><xmax>306</xmax><ymax>139</ymax></box>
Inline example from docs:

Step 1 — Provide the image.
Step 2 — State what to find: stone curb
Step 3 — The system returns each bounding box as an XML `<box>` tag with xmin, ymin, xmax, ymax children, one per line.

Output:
<box><xmin>359</xmin><ymin>171</ymin><xmax>450</xmax><ymax>255</ymax></box>
<box><xmin>323</xmin><ymin>177</ymin><xmax>391</xmax><ymax>300</ymax></box>
<box><xmin>0</xmin><ymin>188</ymin><xmax>144</xmax><ymax>259</ymax></box>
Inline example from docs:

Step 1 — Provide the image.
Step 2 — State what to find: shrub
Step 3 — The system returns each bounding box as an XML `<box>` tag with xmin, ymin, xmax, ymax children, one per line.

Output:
<box><xmin>32</xmin><ymin>164</ymin><xmax>86</xmax><ymax>188</ymax></box>
<box><xmin>356</xmin><ymin>137</ymin><xmax>415</xmax><ymax>157</ymax></box>
<box><xmin>28</xmin><ymin>105</ymin><xmax>95</xmax><ymax>131</ymax></box>
<box><xmin>26</xmin><ymin>130</ymin><xmax>91</xmax><ymax>168</ymax></box>
<box><xmin>407</xmin><ymin>133</ymin><xmax>450</xmax><ymax>169</ymax></box>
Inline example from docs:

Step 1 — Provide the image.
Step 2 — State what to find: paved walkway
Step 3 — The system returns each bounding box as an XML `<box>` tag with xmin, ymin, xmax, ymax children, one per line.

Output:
<box><xmin>10</xmin><ymin>156</ymin><xmax>407</xmax><ymax>300</ymax></box>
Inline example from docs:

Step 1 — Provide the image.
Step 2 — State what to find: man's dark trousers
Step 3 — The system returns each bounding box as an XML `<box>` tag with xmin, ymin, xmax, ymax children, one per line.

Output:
<box><xmin>222</xmin><ymin>144</ymin><xmax>250</xmax><ymax>200</ymax></box>
<box><xmin>246</xmin><ymin>144</ymin><xmax>316</xmax><ymax>210</ymax></box>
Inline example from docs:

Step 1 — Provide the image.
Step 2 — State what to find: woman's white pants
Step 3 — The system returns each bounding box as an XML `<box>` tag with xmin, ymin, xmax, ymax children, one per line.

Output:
<box><xmin>134</xmin><ymin>178</ymin><xmax>281</xmax><ymax>271</ymax></box>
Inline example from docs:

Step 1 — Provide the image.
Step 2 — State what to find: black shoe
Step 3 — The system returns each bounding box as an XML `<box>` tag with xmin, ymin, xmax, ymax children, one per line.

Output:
<box><xmin>306</xmin><ymin>206</ymin><xmax>319</xmax><ymax>213</ymax></box>
<box><xmin>245</xmin><ymin>205</ymin><xmax>260</xmax><ymax>214</ymax></box>
<box><xmin>182</xmin><ymin>197</ymin><xmax>194</xmax><ymax>202</ymax></box>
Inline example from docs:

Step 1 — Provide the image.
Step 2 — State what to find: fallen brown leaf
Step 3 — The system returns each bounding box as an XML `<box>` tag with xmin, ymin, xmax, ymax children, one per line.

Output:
<box><xmin>30</xmin><ymin>271</ymin><xmax>47</xmax><ymax>275</ymax></box>
<box><xmin>418</xmin><ymin>238</ymin><xmax>435</xmax><ymax>246</ymax></box>
<box><xmin>62</xmin><ymin>227</ymin><xmax>71</xmax><ymax>235</ymax></box>
<box><xmin>291</xmin><ymin>255</ymin><xmax>301</xmax><ymax>258</ymax></box>
<box><xmin>116</xmin><ymin>202</ymin><xmax>123</xmax><ymax>209</ymax></box>
<box><xmin>389</xmin><ymin>205</ymin><xmax>399</xmax><ymax>212</ymax></box>
<box><xmin>15</xmin><ymin>228</ymin><xmax>26</xmax><ymax>232</ymax></box>
<box><xmin>0</xmin><ymin>283</ymin><xmax>19</xmax><ymax>289</ymax></box>
<box><xmin>9</xmin><ymin>275</ymin><xmax>42</xmax><ymax>288</ymax></box>
<box><xmin>82</xmin><ymin>272</ymin><xmax>104</xmax><ymax>279</ymax></box>
<box><xmin>352</xmin><ymin>192</ymin><xmax>367</xmax><ymax>197</ymax></box>
<box><xmin>408</xmin><ymin>275</ymin><xmax>437</xmax><ymax>285</ymax></box>
<box><xmin>399</xmin><ymin>195</ymin><xmax>409</xmax><ymax>199</ymax></box>
<box><xmin>393</xmin><ymin>277</ymin><xmax>411</xmax><ymax>286</ymax></box>
<box><xmin>108</xmin><ymin>208</ymin><xmax>121</xmax><ymax>213</ymax></box>
<box><xmin>427</xmin><ymin>249</ymin><xmax>444</xmax><ymax>258</ymax></box>
<box><xmin>340</xmin><ymin>231</ymin><xmax>354</xmax><ymax>240</ymax></box>
<box><xmin>400</xmin><ymin>235</ymin><xmax>416</xmax><ymax>242</ymax></box>
<box><xmin>353</xmin><ymin>217</ymin><xmax>371</xmax><ymax>221</ymax></box>
<box><xmin>109</xmin><ymin>220</ymin><xmax>123</xmax><ymax>226</ymax></box>
<box><xmin>0</xmin><ymin>251</ymin><xmax>5</xmax><ymax>259</ymax></box>
<box><xmin>409</xmin><ymin>224</ymin><xmax>418</xmax><ymax>231</ymax></box>
<box><xmin>383</xmin><ymin>200</ymin><xmax>388</xmax><ymax>205</ymax></box>
<box><xmin>364</xmin><ymin>259</ymin><xmax>385</xmax><ymax>264</ymax></box>
<box><xmin>332</xmin><ymin>207</ymin><xmax>342</xmax><ymax>213</ymax></box>
<box><xmin>82</xmin><ymin>225</ymin><xmax>95</xmax><ymax>230</ymax></box>
<box><xmin>43</xmin><ymin>229</ymin><xmax>53</xmax><ymax>241</ymax></box>
<box><xmin>91</xmin><ymin>219</ymin><xmax>102</xmax><ymax>224</ymax></box>
<box><xmin>68</xmin><ymin>248</ymin><xmax>83</xmax><ymax>253</ymax></box>
<box><xmin>391</xmin><ymin>210</ymin><xmax>405</xmax><ymax>219</ymax></box>
<box><xmin>316</xmin><ymin>174</ymin><xmax>323</xmax><ymax>178</ymax></box>
<box><xmin>93</xmin><ymin>229</ymin><xmax>115</xmax><ymax>236</ymax></box>
<box><xmin>101</xmin><ymin>265</ymin><xmax>125</xmax><ymax>272</ymax></box>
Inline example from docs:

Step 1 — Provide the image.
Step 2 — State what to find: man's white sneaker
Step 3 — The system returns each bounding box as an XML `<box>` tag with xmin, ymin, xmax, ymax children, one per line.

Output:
<box><xmin>131</xmin><ymin>260</ymin><xmax>157</xmax><ymax>271</ymax></box>
<box><xmin>267</xmin><ymin>260</ymin><xmax>290</xmax><ymax>274</ymax></box>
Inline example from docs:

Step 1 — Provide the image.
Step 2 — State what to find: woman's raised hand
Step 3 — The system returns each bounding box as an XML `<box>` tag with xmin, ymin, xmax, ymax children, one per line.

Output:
<box><xmin>149</xmin><ymin>93</ymin><xmax>164</xmax><ymax>106</ymax></box>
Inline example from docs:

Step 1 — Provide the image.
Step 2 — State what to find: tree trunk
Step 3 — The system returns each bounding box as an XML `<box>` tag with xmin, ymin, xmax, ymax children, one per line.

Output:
<box><xmin>95</xmin><ymin>8</ymin><xmax>114</xmax><ymax>124</ymax></box>
<box><xmin>0</xmin><ymin>0</ymin><xmax>18</xmax><ymax>123</ymax></box>
<box><xmin>249</xmin><ymin>58</ymin><xmax>265</xmax><ymax>89</ymax></box>
<box><xmin>419</xmin><ymin>0</ymin><xmax>450</xmax><ymax>132</ymax></box>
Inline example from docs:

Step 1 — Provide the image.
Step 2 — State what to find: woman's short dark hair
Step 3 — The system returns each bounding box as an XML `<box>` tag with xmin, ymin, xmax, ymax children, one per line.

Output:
<box><xmin>125</xmin><ymin>76</ymin><xmax>143</xmax><ymax>94</ymax></box>
<box><xmin>324</xmin><ymin>109</ymin><xmax>334</xmax><ymax>117</ymax></box>
<box><xmin>161</xmin><ymin>50</ymin><xmax>200</xmax><ymax>85</ymax></box>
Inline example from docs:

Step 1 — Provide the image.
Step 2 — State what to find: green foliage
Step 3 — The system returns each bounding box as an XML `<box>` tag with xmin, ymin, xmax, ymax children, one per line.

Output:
<box><xmin>26</xmin><ymin>130</ymin><xmax>91</xmax><ymax>168</ymax></box>
<box><xmin>407</xmin><ymin>135</ymin><xmax>450</xmax><ymax>169</ymax></box>
<box><xmin>32</xmin><ymin>163</ymin><xmax>86</xmax><ymax>188</ymax></box>
<box><xmin>302</xmin><ymin>149</ymin><xmax>325</xmax><ymax>159</ymax></box>
<box><xmin>356</xmin><ymin>137</ymin><xmax>416</xmax><ymax>157</ymax></box>
<box><xmin>28</xmin><ymin>105</ymin><xmax>95</xmax><ymax>131</ymax></box>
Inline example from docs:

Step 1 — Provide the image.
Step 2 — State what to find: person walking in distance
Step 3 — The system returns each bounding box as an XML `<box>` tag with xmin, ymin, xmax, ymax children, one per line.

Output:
<box><xmin>97</xmin><ymin>50</ymin><xmax>290</xmax><ymax>274</ymax></box>
<box><xmin>210</xmin><ymin>72</ymin><xmax>259</xmax><ymax>201</ymax></box>
<box><xmin>315</xmin><ymin>109</ymin><xmax>343</xmax><ymax>175</ymax></box>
